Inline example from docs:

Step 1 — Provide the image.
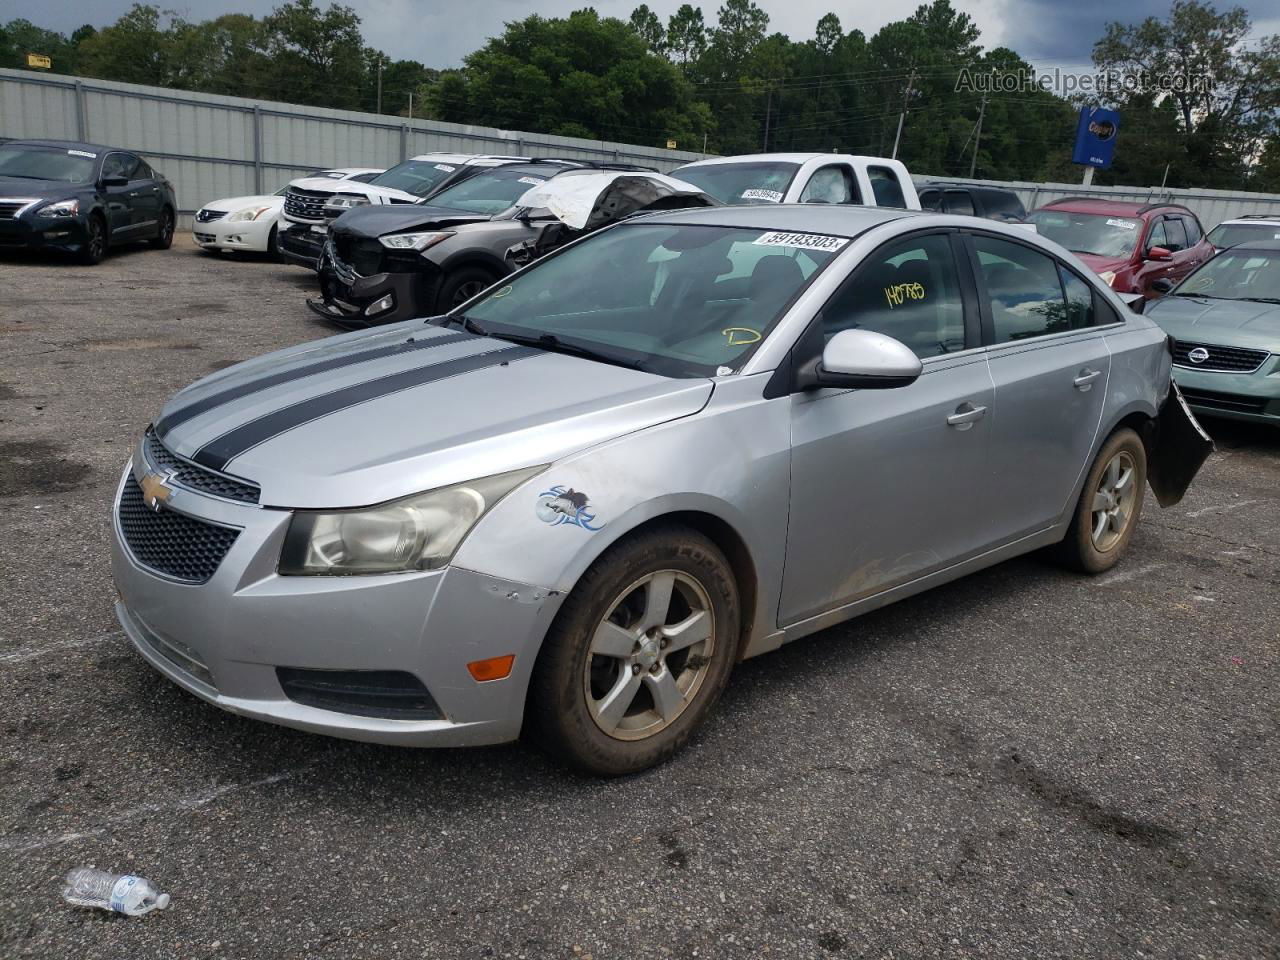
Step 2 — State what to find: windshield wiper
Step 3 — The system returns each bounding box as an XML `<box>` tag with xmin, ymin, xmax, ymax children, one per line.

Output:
<box><xmin>486</xmin><ymin>330</ymin><xmax>645</xmax><ymax>370</ymax></box>
<box><xmin>1174</xmin><ymin>291</ymin><xmax>1224</xmax><ymax>299</ymax></box>
<box><xmin>1241</xmin><ymin>296</ymin><xmax>1280</xmax><ymax>304</ymax></box>
<box><xmin>440</xmin><ymin>314</ymin><xmax>489</xmax><ymax>336</ymax></box>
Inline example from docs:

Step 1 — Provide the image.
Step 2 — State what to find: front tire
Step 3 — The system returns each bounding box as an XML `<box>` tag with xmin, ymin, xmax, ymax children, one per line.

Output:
<box><xmin>149</xmin><ymin>207</ymin><xmax>174</xmax><ymax>249</ymax></box>
<box><xmin>527</xmin><ymin>525</ymin><xmax>739</xmax><ymax>776</ymax></box>
<box><xmin>433</xmin><ymin>266</ymin><xmax>500</xmax><ymax>313</ymax></box>
<box><xmin>1054</xmin><ymin>427</ymin><xmax>1147</xmax><ymax>574</ymax></box>
<box><xmin>78</xmin><ymin>214</ymin><xmax>108</xmax><ymax>265</ymax></box>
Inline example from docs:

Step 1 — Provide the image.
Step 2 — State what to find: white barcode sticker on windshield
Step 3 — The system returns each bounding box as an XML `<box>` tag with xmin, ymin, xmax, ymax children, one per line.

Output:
<box><xmin>753</xmin><ymin>231</ymin><xmax>849</xmax><ymax>252</ymax></box>
<box><xmin>742</xmin><ymin>188</ymin><xmax>783</xmax><ymax>202</ymax></box>
<box><xmin>1106</xmin><ymin>218</ymin><xmax>1137</xmax><ymax>229</ymax></box>
<box><xmin>518</xmin><ymin>176</ymin><xmax>546</xmax><ymax>186</ymax></box>
<box><xmin>68</xmin><ymin>149</ymin><xmax>97</xmax><ymax>159</ymax></box>
<box><xmin>434</xmin><ymin>164</ymin><xmax>456</xmax><ymax>172</ymax></box>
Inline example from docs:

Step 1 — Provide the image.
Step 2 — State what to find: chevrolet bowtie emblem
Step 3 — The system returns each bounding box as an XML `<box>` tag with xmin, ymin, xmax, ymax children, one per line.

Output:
<box><xmin>140</xmin><ymin>472</ymin><xmax>174</xmax><ymax>512</ymax></box>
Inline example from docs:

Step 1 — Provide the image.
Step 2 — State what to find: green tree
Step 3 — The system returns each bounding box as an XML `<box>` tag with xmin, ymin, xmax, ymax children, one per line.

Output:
<box><xmin>666</xmin><ymin>4</ymin><xmax>707</xmax><ymax>73</ymax></box>
<box><xmin>77</xmin><ymin>4</ymin><xmax>176</xmax><ymax>86</ymax></box>
<box><xmin>262</xmin><ymin>0</ymin><xmax>366</xmax><ymax>109</ymax></box>
<box><xmin>628</xmin><ymin>5</ymin><xmax>666</xmax><ymax>55</ymax></box>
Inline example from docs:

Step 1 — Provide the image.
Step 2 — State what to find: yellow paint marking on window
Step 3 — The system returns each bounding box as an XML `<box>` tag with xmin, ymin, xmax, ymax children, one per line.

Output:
<box><xmin>722</xmin><ymin>327</ymin><xmax>762</xmax><ymax>346</ymax></box>
<box><xmin>884</xmin><ymin>282</ymin><xmax>926</xmax><ymax>308</ymax></box>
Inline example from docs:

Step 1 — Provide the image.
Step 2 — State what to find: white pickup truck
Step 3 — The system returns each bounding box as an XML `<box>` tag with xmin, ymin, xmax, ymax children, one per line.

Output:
<box><xmin>672</xmin><ymin>153</ymin><xmax>921</xmax><ymax>210</ymax></box>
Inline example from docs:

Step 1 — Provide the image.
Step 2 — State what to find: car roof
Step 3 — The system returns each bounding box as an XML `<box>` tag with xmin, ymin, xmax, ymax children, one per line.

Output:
<box><xmin>635</xmin><ymin>203</ymin><xmax>917</xmax><ymax>236</ymax></box>
<box><xmin>1216</xmin><ymin>216</ymin><xmax>1280</xmax><ymax>226</ymax></box>
<box><xmin>1036</xmin><ymin>197</ymin><xmax>1194</xmax><ymax>217</ymax></box>
<box><xmin>8</xmin><ymin>138</ymin><xmax>122</xmax><ymax>154</ymax></box>
<box><xmin>678</xmin><ymin>153</ymin><xmax>895</xmax><ymax>167</ymax></box>
<box><xmin>922</xmin><ymin>181</ymin><xmax>1019</xmax><ymax>196</ymax></box>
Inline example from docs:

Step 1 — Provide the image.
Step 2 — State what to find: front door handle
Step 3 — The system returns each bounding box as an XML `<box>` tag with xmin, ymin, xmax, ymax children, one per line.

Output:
<box><xmin>1074</xmin><ymin>368</ymin><xmax>1103</xmax><ymax>390</ymax></box>
<box><xmin>946</xmin><ymin>402</ymin><xmax>987</xmax><ymax>430</ymax></box>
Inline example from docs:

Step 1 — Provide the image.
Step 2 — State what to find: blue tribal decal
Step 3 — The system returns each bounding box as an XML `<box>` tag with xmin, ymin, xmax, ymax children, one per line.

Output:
<box><xmin>535</xmin><ymin>485</ymin><xmax>604</xmax><ymax>531</ymax></box>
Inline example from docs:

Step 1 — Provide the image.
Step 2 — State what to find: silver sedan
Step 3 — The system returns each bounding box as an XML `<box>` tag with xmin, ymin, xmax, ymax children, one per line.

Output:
<box><xmin>111</xmin><ymin>205</ymin><xmax>1208</xmax><ymax>775</ymax></box>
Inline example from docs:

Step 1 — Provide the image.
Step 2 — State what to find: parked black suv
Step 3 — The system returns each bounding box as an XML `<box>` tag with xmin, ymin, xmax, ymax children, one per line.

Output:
<box><xmin>0</xmin><ymin>139</ymin><xmax>177</xmax><ymax>263</ymax></box>
<box><xmin>918</xmin><ymin>182</ymin><xmax>1026</xmax><ymax>222</ymax></box>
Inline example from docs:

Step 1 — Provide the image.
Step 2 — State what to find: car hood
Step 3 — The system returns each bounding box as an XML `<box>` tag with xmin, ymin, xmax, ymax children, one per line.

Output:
<box><xmin>330</xmin><ymin>203</ymin><xmax>489</xmax><ymax>238</ymax></box>
<box><xmin>0</xmin><ymin>177</ymin><xmax>84</xmax><ymax>201</ymax></box>
<box><xmin>202</xmin><ymin>194</ymin><xmax>282</xmax><ymax>214</ymax></box>
<box><xmin>153</xmin><ymin>324</ymin><xmax>712</xmax><ymax>509</ymax></box>
<box><xmin>1147</xmin><ymin>295</ymin><xmax>1280</xmax><ymax>352</ymax></box>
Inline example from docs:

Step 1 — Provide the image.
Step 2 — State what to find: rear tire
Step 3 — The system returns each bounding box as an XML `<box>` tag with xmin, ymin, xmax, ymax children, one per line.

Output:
<box><xmin>433</xmin><ymin>267</ymin><xmax>500</xmax><ymax>313</ymax></box>
<box><xmin>1053</xmin><ymin>427</ymin><xmax>1147</xmax><ymax>574</ymax></box>
<box><xmin>527</xmin><ymin>525</ymin><xmax>739</xmax><ymax>776</ymax></box>
<box><xmin>78</xmin><ymin>214</ymin><xmax>108</xmax><ymax>265</ymax></box>
<box><xmin>149</xmin><ymin>207</ymin><xmax>174</xmax><ymax>249</ymax></box>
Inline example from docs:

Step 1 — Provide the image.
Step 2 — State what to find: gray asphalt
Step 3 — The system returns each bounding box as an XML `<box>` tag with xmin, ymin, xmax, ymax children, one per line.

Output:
<box><xmin>1</xmin><ymin>237</ymin><xmax>1277</xmax><ymax>960</ymax></box>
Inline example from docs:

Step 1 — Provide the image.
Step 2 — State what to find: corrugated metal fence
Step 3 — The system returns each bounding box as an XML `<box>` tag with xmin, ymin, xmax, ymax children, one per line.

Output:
<box><xmin>4</xmin><ymin>67</ymin><xmax>1279</xmax><ymax>231</ymax></box>
<box><xmin>918</xmin><ymin>175</ymin><xmax>1280</xmax><ymax>232</ymax></box>
<box><xmin>0</xmin><ymin>68</ymin><xmax>702</xmax><ymax>227</ymax></box>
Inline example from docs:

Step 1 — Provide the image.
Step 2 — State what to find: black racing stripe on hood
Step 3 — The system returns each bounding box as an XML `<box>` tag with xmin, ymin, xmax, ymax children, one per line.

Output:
<box><xmin>155</xmin><ymin>328</ymin><xmax>475</xmax><ymax>438</ymax></box>
<box><xmin>192</xmin><ymin>345</ymin><xmax>540</xmax><ymax>471</ymax></box>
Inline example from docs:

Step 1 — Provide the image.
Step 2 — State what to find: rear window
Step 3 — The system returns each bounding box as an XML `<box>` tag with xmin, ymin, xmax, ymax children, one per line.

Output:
<box><xmin>867</xmin><ymin>167</ymin><xmax>907</xmax><ymax>209</ymax></box>
<box><xmin>672</xmin><ymin>161</ymin><xmax>800</xmax><ymax>206</ymax></box>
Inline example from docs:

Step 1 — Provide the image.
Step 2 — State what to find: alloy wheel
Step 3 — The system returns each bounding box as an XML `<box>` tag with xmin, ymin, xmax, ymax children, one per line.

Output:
<box><xmin>452</xmin><ymin>279</ymin><xmax>488</xmax><ymax>306</ymax></box>
<box><xmin>583</xmin><ymin>570</ymin><xmax>715</xmax><ymax>741</ymax></box>
<box><xmin>1090</xmin><ymin>450</ymin><xmax>1138</xmax><ymax>552</ymax></box>
<box><xmin>88</xmin><ymin>219</ymin><xmax>106</xmax><ymax>260</ymax></box>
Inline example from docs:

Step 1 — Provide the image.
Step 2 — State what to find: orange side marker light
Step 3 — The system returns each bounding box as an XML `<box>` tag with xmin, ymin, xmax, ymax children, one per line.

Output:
<box><xmin>467</xmin><ymin>654</ymin><xmax>515</xmax><ymax>682</ymax></box>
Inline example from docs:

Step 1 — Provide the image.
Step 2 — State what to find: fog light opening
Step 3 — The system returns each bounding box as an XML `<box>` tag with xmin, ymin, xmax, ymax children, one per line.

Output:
<box><xmin>467</xmin><ymin>655</ymin><xmax>515</xmax><ymax>683</ymax></box>
<box><xmin>367</xmin><ymin>293</ymin><xmax>395</xmax><ymax>316</ymax></box>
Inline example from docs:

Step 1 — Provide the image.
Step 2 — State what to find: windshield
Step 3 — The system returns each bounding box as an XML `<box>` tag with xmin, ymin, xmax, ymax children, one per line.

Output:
<box><xmin>0</xmin><ymin>144</ymin><xmax>97</xmax><ymax>183</ymax></box>
<box><xmin>426</xmin><ymin>168</ymin><xmax>553</xmax><ymax>215</ymax></box>
<box><xmin>1028</xmin><ymin>210</ymin><xmax>1140</xmax><ymax>259</ymax></box>
<box><xmin>674</xmin><ymin>162</ymin><xmax>800</xmax><ymax>206</ymax></box>
<box><xmin>459</xmin><ymin>222</ymin><xmax>844</xmax><ymax>376</ymax></box>
<box><xmin>1206</xmin><ymin>222</ymin><xmax>1280</xmax><ymax>249</ymax></box>
<box><xmin>369</xmin><ymin>159</ymin><xmax>462</xmax><ymax>198</ymax></box>
<box><xmin>1174</xmin><ymin>248</ymin><xmax>1280</xmax><ymax>301</ymax></box>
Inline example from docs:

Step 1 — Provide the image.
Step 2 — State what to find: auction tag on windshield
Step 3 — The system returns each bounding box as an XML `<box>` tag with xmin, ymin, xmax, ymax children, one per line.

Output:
<box><xmin>434</xmin><ymin>164</ymin><xmax>456</xmax><ymax>172</ymax></box>
<box><xmin>1106</xmin><ymin>218</ymin><xmax>1137</xmax><ymax>229</ymax></box>
<box><xmin>742</xmin><ymin>188</ymin><xmax>783</xmax><ymax>202</ymax></box>
<box><xmin>67</xmin><ymin>149</ymin><xmax>97</xmax><ymax>159</ymax></box>
<box><xmin>518</xmin><ymin>177</ymin><xmax>546</xmax><ymax>186</ymax></box>
<box><xmin>753</xmin><ymin>231</ymin><xmax>849</xmax><ymax>252</ymax></box>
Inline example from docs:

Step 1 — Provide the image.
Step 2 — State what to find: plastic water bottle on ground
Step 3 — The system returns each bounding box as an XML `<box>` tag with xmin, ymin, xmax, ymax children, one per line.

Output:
<box><xmin>62</xmin><ymin>868</ymin><xmax>170</xmax><ymax>916</ymax></box>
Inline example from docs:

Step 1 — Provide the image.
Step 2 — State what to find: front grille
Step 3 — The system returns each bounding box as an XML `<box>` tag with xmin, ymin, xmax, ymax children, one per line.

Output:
<box><xmin>117</xmin><ymin>475</ymin><xmax>240</xmax><ymax>583</ymax></box>
<box><xmin>284</xmin><ymin>188</ymin><xmax>334</xmax><ymax>223</ymax></box>
<box><xmin>332</xmin><ymin>234</ymin><xmax>386</xmax><ymax>276</ymax></box>
<box><xmin>195</xmin><ymin>209</ymin><xmax>226</xmax><ymax>223</ymax></box>
<box><xmin>1173</xmin><ymin>339</ymin><xmax>1269</xmax><ymax>373</ymax></box>
<box><xmin>194</xmin><ymin>232</ymin><xmax>216</xmax><ymax>243</ymax></box>
<box><xmin>1178</xmin><ymin>387</ymin><xmax>1268</xmax><ymax>414</ymax></box>
<box><xmin>144</xmin><ymin>430</ymin><xmax>260</xmax><ymax>504</ymax></box>
<box><xmin>276</xmin><ymin>668</ymin><xmax>443</xmax><ymax>720</ymax></box>
<box><xmin>0</xmin><ymin>200</ymin><xmax>30</xmax><ymax>219</ymax></box>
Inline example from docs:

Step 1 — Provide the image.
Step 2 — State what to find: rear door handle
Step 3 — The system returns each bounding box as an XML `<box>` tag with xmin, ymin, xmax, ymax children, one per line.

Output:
<box><xmin>946</xmin><ymin>402</ymin><xmax>987</xmax><ymax>429</ymax></box>
<box><xmin>1074</xmin><ymin>368</ymin><xmax>1103</xmax><ymax>390</ymax></box>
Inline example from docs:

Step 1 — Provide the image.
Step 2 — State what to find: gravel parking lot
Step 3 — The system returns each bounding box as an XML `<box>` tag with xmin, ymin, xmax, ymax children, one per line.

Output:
<box><xmin>1</xmin><ymin>236</ymin><xmax>1277</xmax><ymax>960</ymax></box>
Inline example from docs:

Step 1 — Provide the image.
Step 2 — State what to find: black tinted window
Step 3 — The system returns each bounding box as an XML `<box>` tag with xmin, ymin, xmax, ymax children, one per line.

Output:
<box><xmin>101</xmin><ymin>153</ymin><xmax>140</xmax><ymax>180</ymax></box>
<box><xmin>1163</xmin><ymin>217</ymin><xmax>1188</xmax><ymax>252</ymax></box>
<box><xmin>1181</xmin><ymin>215</ymin><xmax>1201</xmax><ymax>244</ymax></box>
<box><xmin>919</xmin><ymin>190</ymin><xmax>942</xmax><ymax>211</ymax></box>
<box><xmin>944</xmin><ymin>190</ymin><xmax>975</xmax><ymax>216</ymax></box>
<box><xmin>821</xmin><ymin>233</ymin><xmax>966</xmax><ymax>358</ymax></box>
<box><xmin>973</xmin><ymin>236</ymin><xmax>1074</xmax><ymax>343</ymax></box>
<box><xmin>867</xmin><ymin>167</ymin><xmax>907</xmax><ymax>209</ymax></box>
<box><xmin>979</xmin><ymin>190</ymin><xmax>1026</xmax><ymax>221</ymax></box>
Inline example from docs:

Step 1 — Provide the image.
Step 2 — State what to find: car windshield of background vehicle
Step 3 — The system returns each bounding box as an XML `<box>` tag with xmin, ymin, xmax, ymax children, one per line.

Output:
<box><xmin>673</xmin><ymin>162</ymin><xmax>801</xmax><ymax>206</ymax></box>
<box><xmin>1028</xmin><ymin>210</ymin><xmax>1140</xmax><ymax>258</ymax></box>
<box><xmin>369</xmin><ymin>160</ymin><xmax>461</xmax><ymax>197</ymax></box>
<box><xmin>0</xmin><ymin>145</ymin><xmax>96</xmax><ymax>183</ymax></box>
<box><xmin>1175</xmin><ymin>248</ymin><xmax>1280</xmax><ymax>302</ymax></box>
<box><xmin>426</xmin><ymin>169</ymin><xmax>555</xmax><ymax>215</ymax></box>
<box><xmin>460</xmin><ymin>222</ymin><xmax>843</xmax><ymax>376</ymax></box>
<box><xmin>1206</xmin><ymin>223</ymin><xmax>1280</xmax><ymax>249</ymax></box>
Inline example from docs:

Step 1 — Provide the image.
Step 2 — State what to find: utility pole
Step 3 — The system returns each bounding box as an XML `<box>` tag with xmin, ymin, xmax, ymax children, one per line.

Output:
<box><xmin>762</xmin><ymin>82</ymin><xmax>773</xmax><ymax>152</ymax></box>
<box><xmin>376</xmin><ymin>56</ymin><xmax>383</xmax><ymax>114</ymax></box>
<box><xmin>969</xmin><ymin>92</ymin><xmax>986</xmax><ymax>179</ymax></box>
<box><xmin>408</xmin><ymin>91</ymin><xmax>413</xmax><ymax>120</ymax></box>
<box><xmin>891</xmin><ymin>68</ymin><xmax>917</xmax><ymax>160</ymax></box>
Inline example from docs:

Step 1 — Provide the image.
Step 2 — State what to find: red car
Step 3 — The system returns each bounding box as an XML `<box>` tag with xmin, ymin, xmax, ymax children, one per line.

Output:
<box><xmin>1028</xmin><ymin>198</ymin><xmax>1214</xmax><ymax>298</ymax></box>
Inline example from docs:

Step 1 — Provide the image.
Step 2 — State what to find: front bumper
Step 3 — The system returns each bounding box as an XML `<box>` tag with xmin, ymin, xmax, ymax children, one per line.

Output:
<box><xmin>307</xmin><ymin>245</ymin><xmax>426</xmax><ymax>328</ymax></box>
<box><xmin>277</xmin><ymin>224</ymin><xmax>327</xmax><ymax>269</ymax></box>
<box><xmin>192</xmin><ymin>215</ymin><xmax>275</xmax><ymax>253</ymax></box>
<box><xmin>109</xmin><ymin>453</ymin><xmax>564</xmax><ymax>747</ymax></box>
<box><xmin>0</xmin><ymin>213</ymin><xmax>89</xmax><ymax>253</ymax></box>
<box><xmin>1173</xmin><ymin>356</ymin><xmax>1280</xmax><ymax>426</ymax></box>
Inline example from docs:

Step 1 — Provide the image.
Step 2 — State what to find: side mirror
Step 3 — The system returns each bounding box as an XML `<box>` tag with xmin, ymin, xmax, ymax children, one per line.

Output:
<box><xmin>1150</xmin><ymin>278</ymin><xmax>1174</xmax><ymax>295</ymax></box>
<box><xmin>100</xmin><ymin>175</ymin><xmax>129</xmax><ymax>188</ymax></box>
<box><xmin>1146</xmin><ymin>245</ymin><xmax>1172</xmax><ymax>261</ymax></box>
<box><xmin>807</xmin><ymin>328</ymin><xmax>923</xmax><ymax>390</ymax></box>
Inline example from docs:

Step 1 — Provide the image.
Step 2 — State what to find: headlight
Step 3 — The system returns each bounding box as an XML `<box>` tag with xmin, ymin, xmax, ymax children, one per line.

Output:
<box><xmin>35</xmin><ymin>198</ymin><xmax>79</xmax><ymax>218</ymax></box>
<box><xmin>379</xmin><ymin>231</ymin><xmax>453</xmax><ymax>251</ymax></box>
<box><xmin>326</xmin><ymin>195</ymin><xmax>368</xmax><ymax>210</ymax></box>
<box><xmin>1099</xmin><ymin>271</ymin><xmax>1117</xmax><ymax>287</ymax></box>
<box><xmin>279</xmin><ymin>466</ymin><xmax>544</xmax><ymax>576</ymax></box>
<box><xmin>229</xmin><ymin>205</ymin><xmax>273</xmax><ymax>222</ymax></box>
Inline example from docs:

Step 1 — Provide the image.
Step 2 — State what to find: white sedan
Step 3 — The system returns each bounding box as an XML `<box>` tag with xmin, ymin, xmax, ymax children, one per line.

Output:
<box><xmin>192</xmin><ymin>188</ymin><xmax>286</xmax><ymax>257</ymax></box>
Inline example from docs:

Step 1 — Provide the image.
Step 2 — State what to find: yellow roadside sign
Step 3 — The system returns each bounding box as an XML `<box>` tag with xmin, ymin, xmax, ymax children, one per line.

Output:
<box><xmin>26</xmin><ymin>53</ymin><xmax>52</xmax><ymax>69</ymax></box>
<box><xmin>666</xmin><ymin>139</ymin><xmax>677</xmax><ymax>150</ymax></box>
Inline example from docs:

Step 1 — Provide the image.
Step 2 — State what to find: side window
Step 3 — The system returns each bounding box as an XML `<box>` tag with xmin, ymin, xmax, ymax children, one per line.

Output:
<box><xmin>135</xmin><ymin>159</ymin><xmax>154</xmax><ymax>180</ymax></box>
<box><xmin>919</xmin><ymin>189</ymin><xmax>942</xmax><ymax>212</ymax></box>
<box><xmin>867</xmin><ymin>167</ymin><xmax>908</xmax><ymax>209</ymax></box>
<box><xmin>100</xmin><ymin>154</ymin><xmax>129</xmax><ymax>180</ymax></box>
<box><xmin>1060</xmin><ymin>267</ymin><xmax>1096</xmax><ymax>329</ymax></box>
<box><xmin>1146</xmin><ymin>218</ymin><xmax>1169</xmax><ymax>251</ymax></box>
<box><xmin>1182</xmin><ymin>215</ymin><xmax>1201</xmax><ymax>245</ymax></box>
<box><xmin>944</xmin><ymin>190</ymin><xmax>976</xmax><ymax>216</ymax></box>
<box><xmin>1163</xmin><ymin>217</ymin><xmax>1188</xmax><ymax>252</ymax></box>
<box><xmin>972</xmin><ymin>235</ymin><xmax>1072</xmax><ymax>343</ymax></box>
<box><xmin>799</xmin><ymin>165</ymin><xmax>856</xmax><ymax>205</ymax></box>
<box><xmin>821</xmin><ymin>233</ymin><xmax>966</xmax><ymax>359</ymax></box>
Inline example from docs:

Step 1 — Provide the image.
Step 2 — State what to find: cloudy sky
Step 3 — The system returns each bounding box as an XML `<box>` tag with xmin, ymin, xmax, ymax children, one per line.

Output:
<box><xmin>11</xmin><ymin>0</ymin><xmax>1280</xmax><ymax>69</ymax></box>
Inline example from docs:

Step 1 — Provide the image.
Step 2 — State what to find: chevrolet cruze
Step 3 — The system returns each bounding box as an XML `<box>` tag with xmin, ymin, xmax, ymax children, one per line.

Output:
<box><xmin>111</xmin><ymin>205</ymin><xmax>1206</xmax><ymax>775</ymax></box>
